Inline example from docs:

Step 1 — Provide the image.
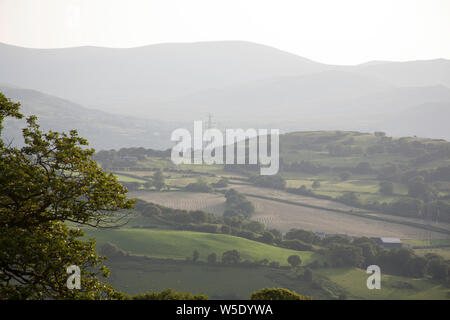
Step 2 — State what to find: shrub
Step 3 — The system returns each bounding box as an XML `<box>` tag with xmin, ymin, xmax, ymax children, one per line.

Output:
<box><xmin>207</xmin><ymin>253</ymin><xmax>217</xmax><ymax>264</ymax></box>
<box><xmin>131</xmin><ymin>289</ymin><xmax>208</xmax><ymax>300</ymax></box>
<box><xmin>222</xmin><ymin>250</ymin><xmax>241</xmax><ymax>265</ymax></box>
<box><xmin>250</xmin><ymin>288</ymin><xmax>311</xmax><ymax>300</ymax></box>
<box><xmin>287</xmin><ymin>255</ymin><xmax>302</xmax><ymax>268</ymax></box>
<box><xmin>282</xmin><ymin>239</ymin><xmax>313</xmax><ymax>251</ymax></box>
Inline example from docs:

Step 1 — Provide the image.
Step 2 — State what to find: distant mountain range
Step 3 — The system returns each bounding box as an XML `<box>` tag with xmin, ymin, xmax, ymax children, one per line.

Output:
<box><xmin>0</xmin><ymin>41</ymin><xmax>331</xmax><ymax>114</ymax></box>
<box><xmin>0</xmin><ymin>86</ymin><xmax>179</xmax><ymax>150</ymax></box>
<box><xmin>1</xmin><ymin>40</ymin><xmax>450</xmax><ymax>146</ymax></box>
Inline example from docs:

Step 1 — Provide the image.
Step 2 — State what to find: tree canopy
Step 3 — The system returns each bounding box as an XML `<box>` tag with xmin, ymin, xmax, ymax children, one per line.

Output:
<box><xmin>250</xmin><ymin>288</ymin><xmax>311</xmax><ymax>300</ymax></box>
<box><xmin>0</xmin><ymin>92</ymin><xmax>134</xmax><ymax>299</ymax></box>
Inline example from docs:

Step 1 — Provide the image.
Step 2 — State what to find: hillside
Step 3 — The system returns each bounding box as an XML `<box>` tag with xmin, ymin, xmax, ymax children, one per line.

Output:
<box><xmin>0</xmin><ymin>86</ymin><xmax>177</xmax><ymax>149</ymax></box>
<box><xmin>97</xmin><ymin>130</ymin><xmax>450</xmax><ymax>230</ymax></box>
<box><xmin>0</xmin><ymin>41</ymin><xmax>330</xmax><ymax>114</ymax></box>
<box><xmin>2</xmin><ymin>41</ymin><xmax>450</xmax><ymax>141</ymax></box>
<box><xmin>159</xmin><ymin>70</ymin><xmax>394</xmax><ymax>122</ymax></box>
<box><xmin>85</xmin><ymin>228</ymin><xmax>321</xmax><ymax>266</ymax></box>
<box><xmin>354</xmin><ymin>58</ymin><xmax>450</xmax><ymax>88</ymax></box>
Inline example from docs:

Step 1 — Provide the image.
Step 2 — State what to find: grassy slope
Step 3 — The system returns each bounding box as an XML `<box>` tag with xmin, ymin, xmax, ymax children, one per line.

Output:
<box><xmin>105</xmin><ymin>259</ymin><xmax>284</xmax><ymax>299</ymax></box>
<box><xmin>317</xmin><ymin>268</ymin><xmax>450</xmax><ymax>300</ymax></box>
<box><xmin>280</xmin><ymin>131</ymin><xmax>450</xmax><ymax>203</ymax></box>
<box><xmin>104</xmin><ymin>258</ymin><xmax>450</xmax><ymax>300</ymax></box>
<box><xmin>85</xmin><ymin>228</ymin><xmax>322</xmax><ymax>266</ymax></box>
<box><xmin>118</xmin><ymin>131</ymin><xmax>450</xmax><ymax>207</ymax></box>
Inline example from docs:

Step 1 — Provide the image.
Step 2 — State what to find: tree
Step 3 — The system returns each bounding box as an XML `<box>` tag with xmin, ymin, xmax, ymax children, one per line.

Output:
<box><xmin>408</xmin><ymin>256</ymin><xmax>428</xmax><ymax>278</ymax></box>
<box><xmin>185</xmin><ymin>177</ymin><xmax>212</xmax><ymax>193</ymax></box>
<box><xmin>131</xmin><ymin>289</ymin><xmax>208</xmax><ymax>300</ymax></box>
<box><xmin>303</xmin><ymin>268</ymin><xmax>313</xmax><ymax>282</ymax></box>
<box><xmin>250</xmin><ymin>288</ymin><xmax>311</xmax><ymax>300</ymax></box>
<box><xmin>282</xmin><ymin>239</ymin><xmax>313</xmax><ymax>251</ymax></box>
<box><xmin>192</xmin><ymin>250</ymin><xmax>200</xmax><ymax>263</ymax></box>
<box><xmin>338</xmin><ymin>192</ymin><xmax>360</xmax><ymax>206</ymax></box>
<box><xmin>220</xmin><ymin>225</ymin><xmax>231</xmax><ymax>234</ymax></box>
<box><xmin>245</xmin><ymin>221</ymin><xmax>265</xmax><ymax>233</ymax></box>
<box><xmin>249</xmin><ymin>175</ymin><xmax>286</xmax><ymax>189</ymax></box>
<box><xmin>223</xmin><ymin>189</ymin><xmax>255</xmax><ymax>218</ymax></box>
<box><xmin>357</xmin><ymin>242</ymin><xmax>378</xmax><ymax>265</ymax></box>
<box><xmin>191</xmin><ymin>210</ymin><xmax>207</xmax><ymax>223</ymax></box>
<box><xmin>427</xmin><ymin>259</ymin><xmax>449</xmax><ymax>280</ymax></box>
<box><xmin>141</xmin><ymin>203</ymin><xmax>162</xmax><ymax>217</ymax></box>
<box><xmin>285</xmin><ymin>229</ymin><xmax>320</xmax><ymax>244</ymax></box>
<box><xmin>287</xmin><ymin>255</ymin><xmax>302</xmax><ymax>269</ymax></box>
<box><xmin>379</xmin><ymin>181</ymin><xmax>394</xmax><ymax>195</ymax></box>
<box><xmin>407</xmin><ymin>176</ymin><xmax>437</xmax><ymax>201</ymax></box>
<box><xmin>152</xmin><ymin>169</ymin><xmax>166</xmax><ymax>191</ymax></box>
<box><xmin>207</xmin><ymin>253</ymin><xmax>217</xmax><ymax>264</ymax></box>
<box><xmin>327</xmin><ymin>244</ymin><xmax>364</xmax><ymax>268</ymax></box>
<box><xmin>0</xmin><ymin>93</ymin><xmax>134</xmax><ymax>299</ymax></box>
<box><xmin>221</xmin><ymin>250</ymin><xmax>241</xmax><ymax>265</ymax></box>
<box><xmin>261</xmin><ymin>231</ymin><xmax>275</xmax><ymax>244</ymax></box>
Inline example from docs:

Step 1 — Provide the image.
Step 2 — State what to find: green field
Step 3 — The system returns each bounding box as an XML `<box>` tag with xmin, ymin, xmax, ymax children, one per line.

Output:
<box><xmin>85</xmin><ymin>228</ymin><xmax>322</xmax><ymax>266</ymax></box>
<box><xmin>317</xmin><ymin>268</ymin><xmax>450</xmax><ymax>300</ymax></box>
<box><xmin>104</xmin><ymin>258</ymin><xmax>349</xmax><ymax>299</ymax></box>
<box><xmin>103</xmin><ymin>257</ymin><xmax>450</xmax><ymax>300</ymax></box>
<box><xmin>91</xmin><ymin>130</ymin><xmax>450</xmax><ymax>300</ymax></box>
<box><xmin>105</xmin><ymin>259</ymin><xmax>290</xmax><ymax>299</ymax></box>
<box><xmin>414</xmin><ymin>248</ymin><xmax>450</xmax><ymax>260</ymax></box>
<box><xmin>114</xmin><ymin>173</ymin><xmax>148</xmax><ymax>183</ymax></box>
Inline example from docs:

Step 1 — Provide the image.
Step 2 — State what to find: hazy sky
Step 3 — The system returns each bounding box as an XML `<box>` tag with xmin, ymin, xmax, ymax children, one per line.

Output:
<box><xmin>1</xmin><ymin>0</ymin><xmax>449</xmax><ymax>64</ymax></box>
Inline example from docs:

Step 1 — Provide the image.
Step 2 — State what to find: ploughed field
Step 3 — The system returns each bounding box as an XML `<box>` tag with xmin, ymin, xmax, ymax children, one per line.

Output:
<box><xmin>129</xmin><ymin>186</ymin><xmax>450</xmax><ymax>239</ymax></box>
<box><xmin>130</xmin><ymin>191</ymin><xmax>225</xmax><ymax>215</ymax></box>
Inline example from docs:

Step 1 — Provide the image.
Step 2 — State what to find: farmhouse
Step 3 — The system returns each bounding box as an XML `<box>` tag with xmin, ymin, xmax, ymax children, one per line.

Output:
<box><xmin>372</xmin><ymin>237</ymin><xmax>403</xmax><ymax>248</ymax></box>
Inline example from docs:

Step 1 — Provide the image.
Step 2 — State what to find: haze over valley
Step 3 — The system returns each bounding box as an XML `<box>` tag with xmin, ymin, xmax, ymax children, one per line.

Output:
<box><xmin>2</xmin><ymin>41</ymin><xmax>450</xmax><ymax>148</ymax></box>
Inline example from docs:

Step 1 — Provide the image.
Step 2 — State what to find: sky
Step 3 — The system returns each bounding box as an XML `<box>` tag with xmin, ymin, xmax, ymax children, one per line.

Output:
<box><xmin>0</xmin><ymin>0</ymin><xmax>449</xmax><ymax>65</ymax></box>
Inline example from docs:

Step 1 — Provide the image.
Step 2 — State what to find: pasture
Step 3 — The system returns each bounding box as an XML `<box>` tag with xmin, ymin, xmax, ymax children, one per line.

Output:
<box><xmin>103</xmin><ymin>258</ymin><xmax>450</xmax><ymax>300</ymax></box>
<box><xmin>104</xmin><ymin>258</ymin><xmax>336</xmax><ymax>299</ymax></box>
<box><xmin>317</xmin><ymin>268</ymin><xmax>450</xmax><ymax>300</ymax></box>
<box><xmin>85</xmin><ymin>228</ymin><xmax>322</xmax><ymax>266</ymax></box>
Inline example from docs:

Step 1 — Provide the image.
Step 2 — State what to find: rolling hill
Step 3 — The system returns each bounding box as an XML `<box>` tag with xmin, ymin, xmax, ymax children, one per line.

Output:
<box><xmin>354</xmin><ymin>58</ymin><xmax>450</xmax><ymax>88</ymax></box>
<box><xmin>85</xmin><ymin>228</ymin><xmax>322</xmax><ymax>266</ymax></box>
<box><xmin>0</xmin><ymin>41</ymin><xmax>330</xmax><ymax>115</ymax></box>
<box><xmin>0</xmin><ymin>86</ymin><xmax>178</xmax><ymax>149</ymax></box>
<box><xmin>159</xmin><ymin>70</ymin><xmax>394</xmax><ymax>122</ymax></box>
<box><xmin>2</xmin><ymin>41</ymin><xmax>450</xmax><ymax>141</ymax></box>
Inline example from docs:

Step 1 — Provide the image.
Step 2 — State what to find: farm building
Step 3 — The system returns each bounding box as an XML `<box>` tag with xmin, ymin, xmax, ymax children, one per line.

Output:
<box><xmin>372</xmin><ymin>237</ymin><xmax>403</xmax><ymax>248</ymax></box>
<box><xmin>315</xmin><ymin>232</ymin><xmax>326</xmax><ymax>239</ymax></box>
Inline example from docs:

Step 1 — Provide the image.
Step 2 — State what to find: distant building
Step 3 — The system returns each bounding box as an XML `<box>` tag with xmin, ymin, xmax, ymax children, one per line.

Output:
<box><xmin>315</xmin><ymin>232</ymin><xmax>326</xmax><ymax>239</ymax></box>
<box><xmin>372</xmin><ymin>237</ymin><xmax>402</xmax><ymax>248</ymax></box>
